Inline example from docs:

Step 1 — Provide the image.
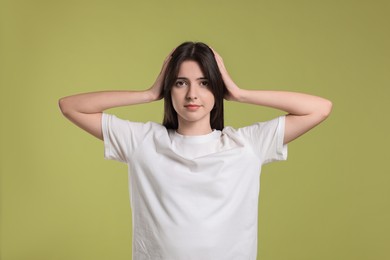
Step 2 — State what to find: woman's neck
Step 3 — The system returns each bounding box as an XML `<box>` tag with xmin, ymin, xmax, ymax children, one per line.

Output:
<box><xmin>176</xmin><ymin>121</ymin><xmax>213</xmax><ymax>136</ymax></box>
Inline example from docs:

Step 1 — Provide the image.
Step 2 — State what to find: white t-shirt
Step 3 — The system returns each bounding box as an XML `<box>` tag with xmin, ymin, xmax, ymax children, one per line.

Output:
<box><xmin>102</xmin><ymin>113</ymin><xmax>287</xmax><ymax>260</ymax></box>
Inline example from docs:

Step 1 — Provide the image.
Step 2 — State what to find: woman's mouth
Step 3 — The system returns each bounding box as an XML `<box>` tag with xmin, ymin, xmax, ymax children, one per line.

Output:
<box><xmin>184</xmin><ymin>104</ymin><xmax>201</xmax><ymax>110</ymax></box>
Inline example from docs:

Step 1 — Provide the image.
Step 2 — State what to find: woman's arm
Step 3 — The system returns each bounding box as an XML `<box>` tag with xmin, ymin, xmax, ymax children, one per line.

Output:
<box><xmin>59</xmin><ymin>50</ymin><xmax>173</xmax><ymax>140</ymax></box>
<box><xmin>212</xmin><ymin>48</ymin><xmax>333</xmax><ymax>144</ymax></box>
<box><xmin>59</xmin><ymin>90</ymin><xmax>159</xmax><ymax>140</ymax></box>
<box><xmin>228</xmin><ymin>90</ymin><xmax>332</xmax><ymax>144</ymax></box>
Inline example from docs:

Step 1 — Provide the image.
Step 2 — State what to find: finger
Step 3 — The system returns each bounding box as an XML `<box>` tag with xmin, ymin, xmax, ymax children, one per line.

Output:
<box><xmin>210</xmin><ymin>47</ymin><xmax>220</xmax><ymax>59</ymax></box>
<box><xmin>162</xmin><ymin>47</ymin><xmax>176</xmax><ymax>65</ymax></box>
<box><xmin>210</xmin><ymin>47</ymin><xmax>222</xmax><ymax>60</ymax></box>
<box><xmin>160</xmin><ymin>49</ymin><xmax>176</xmax><ymax>73</ymax></box>
<box><xmin>168</xmin><ymin>47</ymin><xmax>176</xmax><ymax>58</ymax></box>
<box><xmin>211</xmin><ymin>49</ymin><xmax>226</xmax><ymax>70</ymax></box>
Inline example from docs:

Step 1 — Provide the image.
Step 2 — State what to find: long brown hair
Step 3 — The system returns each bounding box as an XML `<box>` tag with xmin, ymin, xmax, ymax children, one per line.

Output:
<box><xmin>162</xmin><ymin>42</ymin><xmax>226</xmax><ymax>130</ymax></box>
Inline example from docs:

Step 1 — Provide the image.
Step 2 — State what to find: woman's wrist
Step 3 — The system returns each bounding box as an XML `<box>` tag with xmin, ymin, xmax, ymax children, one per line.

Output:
<box><xmin>145</xmin><ymin>87</ymin><xmax>162</xmax><ymax>102</ymax></box>
<box><xmin>226</xmin><ymin>87</ymin><xmax>245</xmax><ymax>102</ymax></box>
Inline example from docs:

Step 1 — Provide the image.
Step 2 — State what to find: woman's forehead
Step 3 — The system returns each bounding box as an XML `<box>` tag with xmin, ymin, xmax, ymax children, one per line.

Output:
<box><xmin>177</xmin><ymin>60</ymin><xmax>205</xmax><ymax>78</ymax></box>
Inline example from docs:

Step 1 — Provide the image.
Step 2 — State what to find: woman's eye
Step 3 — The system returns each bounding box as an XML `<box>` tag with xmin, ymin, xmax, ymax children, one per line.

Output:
<box><xmin>200</xmin><ymin>81</ymin><xmax>209</xmax><ymax>86</ymax></box>
<box><xmin>175</xmin><ymin>81</ymin><xmax>187</xmax><ymax>87</ymax></box>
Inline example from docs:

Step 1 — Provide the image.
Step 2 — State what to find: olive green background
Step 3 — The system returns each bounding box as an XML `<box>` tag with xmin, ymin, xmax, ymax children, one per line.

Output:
<box><xmin>1</xmin><ymin>0</ymin><xmax>389</xmax><ymax>259</ymax></box>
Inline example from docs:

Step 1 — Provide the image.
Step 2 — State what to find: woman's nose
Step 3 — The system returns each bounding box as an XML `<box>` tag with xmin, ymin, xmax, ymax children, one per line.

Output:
<box><xmin>186</xmin><ymin>85</ymin><xmax>198</xmax><ymax>100</ymax></box>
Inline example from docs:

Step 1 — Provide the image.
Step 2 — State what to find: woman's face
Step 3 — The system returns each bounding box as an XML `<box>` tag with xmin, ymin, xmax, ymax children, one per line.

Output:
<box><xmin>171</xmin><ymin>60</ymin><xmax>215</xmax><ymax>132</ymax></box>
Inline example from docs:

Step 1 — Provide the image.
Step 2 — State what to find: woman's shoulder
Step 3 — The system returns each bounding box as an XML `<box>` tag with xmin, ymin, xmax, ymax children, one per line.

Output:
<box><xmin>103</xmin><ymin>113</ymin><xmax>167</xmax><ymax>133</ymax></box>
<box><xmin>222</xmin><ymin>116</ymin><xmax>284</xmax><ymax>136</ymax></box>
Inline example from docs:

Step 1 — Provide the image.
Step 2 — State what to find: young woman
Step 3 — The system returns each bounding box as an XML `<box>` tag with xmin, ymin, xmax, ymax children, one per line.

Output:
<box><xmin>59</xmin><ymin>42</ymin><xmax>332</xmax><ymax>260</ymax></box>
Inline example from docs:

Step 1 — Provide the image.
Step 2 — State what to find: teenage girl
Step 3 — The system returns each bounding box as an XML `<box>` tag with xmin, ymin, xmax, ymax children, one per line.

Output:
<box><xmin>59</xmin><ymin>42</ymin><xmax>332</xmax><ymax>260</ymax></box>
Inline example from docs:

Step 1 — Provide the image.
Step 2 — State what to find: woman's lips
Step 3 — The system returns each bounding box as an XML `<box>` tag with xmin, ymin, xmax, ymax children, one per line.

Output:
<box><xmin>184</xmin><ymin>104</ymin><xmax>201</xmax><ymax>110</ymax></box>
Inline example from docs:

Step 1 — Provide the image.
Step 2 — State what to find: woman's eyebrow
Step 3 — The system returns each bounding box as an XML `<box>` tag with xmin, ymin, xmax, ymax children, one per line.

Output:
<box><xmin>176</xmin><ymin>77</ymin><xmax>208</xmax><ymax>80</ymax></box>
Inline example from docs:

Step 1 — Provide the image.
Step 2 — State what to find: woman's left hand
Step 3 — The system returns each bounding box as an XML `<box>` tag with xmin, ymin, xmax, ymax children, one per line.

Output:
<box><xmin>211</xmin><ymin>48</ymin><xmax>242</xmax><ymax>101</ymax></box>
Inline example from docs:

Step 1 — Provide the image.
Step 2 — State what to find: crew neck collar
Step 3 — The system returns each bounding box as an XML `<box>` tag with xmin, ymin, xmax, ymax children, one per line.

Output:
<box><xmin>171</xmin><ymin>129</ymin><xmax>221</xmax><ymax>144</ymax></box>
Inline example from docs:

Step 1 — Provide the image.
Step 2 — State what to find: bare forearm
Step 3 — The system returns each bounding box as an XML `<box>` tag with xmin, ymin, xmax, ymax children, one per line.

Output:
<box><xmin>58</xmin><ymin>49</ymin><xmax>170</xmax><ymax>140</ymax></box>
<box><xmin>59</xmin><ymin>90</ymin><xmax>157</xmax><ymax>115</ymax></box>
<box><xmin>235</xmin><ymin>89</ymin><xmax>332</xmax><ymax>117</ymax></box>
<box><xmin>212</xmin><ymin>48</ymin><xmax>332</xmax><ymax>144</ymax></box>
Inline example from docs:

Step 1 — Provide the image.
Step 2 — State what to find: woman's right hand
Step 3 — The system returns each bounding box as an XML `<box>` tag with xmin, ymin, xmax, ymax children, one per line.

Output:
<box><xmin>148</xmin><ymin>48</ymin><xmax>175</xmax><ymax>101</ymax></box>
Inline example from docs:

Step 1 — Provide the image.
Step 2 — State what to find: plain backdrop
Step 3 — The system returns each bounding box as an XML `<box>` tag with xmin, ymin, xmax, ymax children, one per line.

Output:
<box><xmin>1</xmin><ymin>0</ymin><xmax>389</xmax><ymax>259</ymax></box>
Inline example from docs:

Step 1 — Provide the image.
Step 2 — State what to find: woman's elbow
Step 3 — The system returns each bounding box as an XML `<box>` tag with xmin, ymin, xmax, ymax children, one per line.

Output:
<box><xmin>318</xmin><ymin>99</ymin><xmax>333</xmax><ymax>120</ymax></box>
<box><xmin>58</xmin><ymin>97</ymin><xmax>72</xmax><ymax>117</ymax></box>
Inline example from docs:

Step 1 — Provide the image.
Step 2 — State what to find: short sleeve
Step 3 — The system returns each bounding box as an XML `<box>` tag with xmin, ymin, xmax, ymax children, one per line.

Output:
<box><xmin>101</xmin><ymin>113</ymin><xmax>147</xmax><ymax>163</ymax></box>
<box><xmin>237</xmin><ymin>116</ymin><xmax>288</xmax><ymax>165</ymax></box>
